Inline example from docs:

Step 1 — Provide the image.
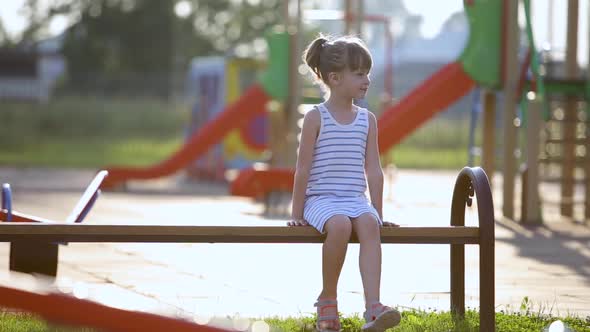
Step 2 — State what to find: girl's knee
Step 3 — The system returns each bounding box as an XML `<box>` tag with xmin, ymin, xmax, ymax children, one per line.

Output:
<box><xmin>353</xmin><ymin>213</ymin><xmax>381</xmax><ymax>239</ymax></box>
<box><xmin>324</xmin><ymin>215</ymin><xmax>352</xmax><ymax>237</ymax></box>
<box><xmin>356</xmin><ymin>213</ymin><xmax>380</xmax><ymax>227</ymax></box>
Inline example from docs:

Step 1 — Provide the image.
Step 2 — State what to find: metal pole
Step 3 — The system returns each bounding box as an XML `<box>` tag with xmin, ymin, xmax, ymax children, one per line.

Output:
<box><xmin>482</xmin><ymin>90</ymin><xmax>497</xmax><ymax>182</ymax></box>
<box><xmin>344</xmin><ymin>0</ymin><xmax>352</xmax><ymax>35</ymax></box>
<box><xmin>356</xmin><ymin>0</ymin><xmax>364</xmax><ymax>37</ymax></box>
<box><xmin>502</xmin><ymin>0</ymin><xmax>520</xmax><ymax>219</ymax></box>
<box><xmin>548</xmin><ymin>0</ymin><xmax>554</xmax><ymax>46</ymax></box>
<box><xmin>586</xmin><ymin>0</ymin><xmax>590</xmax><ymax>223</ymax></box>
<box><xmin>522</xmin><ymin>95</ymin><xmax>543</xmax><ymax>225</ymax></box>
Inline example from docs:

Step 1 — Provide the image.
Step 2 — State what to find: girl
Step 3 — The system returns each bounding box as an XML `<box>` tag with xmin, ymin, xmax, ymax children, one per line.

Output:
<box><xmin>287</xmin><ymin>34</ymin><xmax>401</xmax><ymax>332</ymax></box>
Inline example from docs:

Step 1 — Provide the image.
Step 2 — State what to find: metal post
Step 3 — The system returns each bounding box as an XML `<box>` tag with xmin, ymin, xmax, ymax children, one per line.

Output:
<box><xmin>482</xmin><ymin>90</ymin><xmax>497</xmax><ymax>182</ymax></box>
<box><xmin>356</xmin><ymin>0</ymin><xmax>364</xmax><ymax>37</ymax></box>
<box><xmin>502</xmin><ymin>0</ymin><xmax>520</xmax><ymax>219</ymax></box>
<box><xmin>586</xmin><ymin>0</ymin><xmax>590</xmax><ymax>223</ymax></box>
<box><xmin>522</xmin><ymin>96</ymin><xmax>543</xmax><ymax>224</ymax></box>
<box><xmin>344</xmin><ymin>0</ymin><xmax>352</xmax><ymax>35</ymax></box>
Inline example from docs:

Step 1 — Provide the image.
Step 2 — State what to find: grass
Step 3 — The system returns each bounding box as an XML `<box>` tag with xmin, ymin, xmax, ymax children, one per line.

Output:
<box><xmin>386</xmin><ymin>146</ymin><xmax>469</xmax><ymax>170</ymax></box>
<box><xmin>0</xmin><ymin>96</ymin><xmax>479</xmax><ymax>170</ymax></box>
<box><xmin>0</xmin><ymin>138</ymin><xmax>182</xmax><ymax>168</ymax></box>
<box><xmin>2</xmin><ymin>308</ymin><xmax>589</xmax><ymax>332</ymax></box>
<box><xmin>0</xmin><ymin>96</ymin><xmax>188</xmax><ymax>169</ymax></box>
<box><xmin>0</xmin><ymin>312</ymin><xmax>95</xmax><ymax>332</ymax></box>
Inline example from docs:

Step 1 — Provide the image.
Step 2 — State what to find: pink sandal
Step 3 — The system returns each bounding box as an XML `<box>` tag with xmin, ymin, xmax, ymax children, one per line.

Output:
<box><xmin>314</xmin><ymin>299</ymin><xmax>341</xmax><ymax>332</ymax></box>
<box><xmin>362</xmin><ymin>302</ymin><xmax>401</xmax><ymax>332</ymax></box>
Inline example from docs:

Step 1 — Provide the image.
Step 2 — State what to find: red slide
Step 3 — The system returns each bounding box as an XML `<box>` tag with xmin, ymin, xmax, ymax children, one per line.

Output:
<box><xmin>231</xmin><ymin>62</ymin><xmax>475</xmax><ymax>198</ymax></box>
<box><xmin>377</xmin><ymin>62</ymin><xmax>475</xmax><ymax>152</ymax></box>
<box><xmin>101</xmin><ymin>84</ymin><xmax>270</xmax><ymax>189</ymax></box>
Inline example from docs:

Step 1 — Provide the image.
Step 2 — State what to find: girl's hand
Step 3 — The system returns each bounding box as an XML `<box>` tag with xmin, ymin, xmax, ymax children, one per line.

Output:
<box><xmin>382</xmin><ymin>220</ymin><xmax>400</xmax><ymax>227</ymax></box>
<box><xmin>288</xmin><ymin>219</ymin><xmax>309</xmax><ymax>226</ymax></box>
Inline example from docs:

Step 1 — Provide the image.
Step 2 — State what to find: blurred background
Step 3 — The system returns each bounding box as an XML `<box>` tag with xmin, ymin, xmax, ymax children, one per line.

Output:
<box><xmin>0</xmin><ymin>0</ymin><xmax>587</xmax><ymax>172</ymax></box>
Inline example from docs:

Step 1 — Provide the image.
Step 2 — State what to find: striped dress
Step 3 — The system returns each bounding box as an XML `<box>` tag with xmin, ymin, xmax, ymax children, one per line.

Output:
<box><xmin>303</xmin><ymin>103</ymin><xmax>382</xmax><ymax>233</ymax></box>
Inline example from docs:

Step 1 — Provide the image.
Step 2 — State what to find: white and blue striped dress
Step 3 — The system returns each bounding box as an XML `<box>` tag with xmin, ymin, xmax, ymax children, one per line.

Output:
<box><xmin>303</xmin><ymin>103</ymin><xmax>382</xmax><ymax>233</ymax></box>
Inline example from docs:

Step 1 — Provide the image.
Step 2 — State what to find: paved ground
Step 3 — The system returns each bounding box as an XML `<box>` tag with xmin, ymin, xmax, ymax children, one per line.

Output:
<box><xmin>0</xmin><ymin>167</ymin><xmax>589</xmax><ymax>326</ymax></box>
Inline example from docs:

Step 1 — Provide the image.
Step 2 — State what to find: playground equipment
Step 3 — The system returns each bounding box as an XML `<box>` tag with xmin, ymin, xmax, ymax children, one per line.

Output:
<box><xmin>229</xmin><ymin>0</ymin><xmax>501</xmax><ymax>199</ymax></box>
<box><xmin>185</xmin><ymin>56</ymin><xmax>267</xmax><ymax>181</ymax></box>
<box><xmin>1</xmin><ymin>171</ymin><xmax>108</xmax><ymax>275</ymax></box>
<box><xmin>99</xmin><ymin>30</ymin><xmax>290</xmax><ymax>190</ymax></box>
<box><xmin>0</xmin><ymin>166</ymin><xmax>496</xmax><ymax>332</ymax></box>
<box><xmin>1</xmin><ymin>170</ymin><xmax>108</xmax><ymax>224</ymax></box>
<box><xmin>515</xmin><ymin>0</ymin><xmax>589</xmax><ymax>224</ymax></box>
<box><xmin>97</xmin><ymin>0</ymin><xmax>587</xmax><ymax>223</ymax></box>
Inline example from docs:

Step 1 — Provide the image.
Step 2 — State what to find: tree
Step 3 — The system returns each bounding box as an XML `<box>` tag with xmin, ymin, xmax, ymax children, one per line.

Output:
<box><xmin>60</xmin><ymin>0</ymin><xmax>176</xmax><ymax>97</ymax></box>
<box><xmin>0</xmin><ymin>18</ymin><xmax>12</xmax><ymax>46</ymax></box>
<box><xmin>17</xmin><ymin>0</ymin><xmax>283</xmax><ymax>98</ymax></box>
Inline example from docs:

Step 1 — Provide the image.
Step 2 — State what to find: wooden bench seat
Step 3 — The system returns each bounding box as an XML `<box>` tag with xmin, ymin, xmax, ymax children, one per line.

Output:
<box><xmin>0</xmin><ymin>166</ymin><xmax>496</xmax><ymax>331</ymax></box>
<box><xmin>0</xmin><ymin>224</ymin><xmax>480</xmax><ymax>244</ymax></box>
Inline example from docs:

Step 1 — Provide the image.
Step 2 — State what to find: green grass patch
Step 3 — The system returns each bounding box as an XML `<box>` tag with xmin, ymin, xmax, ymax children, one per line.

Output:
<box><xmin>386</xmin><ymin>147</ymin><xmax>468</xmax><ymax>170</ymax></box>
<box><xmin>0</xmin><ymin>138</ymin><xmax>182</xmax><ymax>168</ymax></box>
<box><xmin>0</xmin><ymin>312</ymin><xmax>96</xmax><ymax>332</ymax></box>
<box><xmin>2</xmin><ymin>309</ymin><xmax>589</xmax><ymax>331</ymax></box>
<box><xmin>1</xmin><ymin>96</ymin><xmax>482</xmax><ymax>170</ymax></box>
<box><xmin>0</xmin><ymin>96</ymin><xmax>188</xmax><ymax>169</ymax></box>
<box><xmin>382</xmin><ymin>116</ymin><xmax>476</xmax><ymax>170</ymax></box>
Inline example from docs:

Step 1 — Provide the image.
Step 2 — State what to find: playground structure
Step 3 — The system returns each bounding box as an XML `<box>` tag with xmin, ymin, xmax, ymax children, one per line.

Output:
<box><xmin>184</xmin><ymin>56</ymin><xmax>268</xmax><ymax>182</ymax></box>
<box><xmin>1</xmin><ymin>171</ymin><xmax>107</xmax><ymax>225</ymax></box>
<box><xmin>231</xmin><ymin>0</ymin><xmax>590</xmax><ymax>225</ymax></box>
<box><xmin>515</xmin><ymin>0</ymin><xmax>590</xmax><ymax>225</ymax></box>
<box><xmin>98</xmin><ymin>0</ymin><xmax>499</xmax><ymax>190</ymax></box>
<box><xmin>228</xmin><ymin>0</ymin><xmax>500</xmax><ymax>203</ymax></box>
<box><xmin>466</xmin><ymin>0</ymin><xmax>590</xmax><ymax>225</ymax></box>
<box><xmin>96</xmin><ymin>0</ymin><xmax>589</xmax><ymax>225</ymax></box>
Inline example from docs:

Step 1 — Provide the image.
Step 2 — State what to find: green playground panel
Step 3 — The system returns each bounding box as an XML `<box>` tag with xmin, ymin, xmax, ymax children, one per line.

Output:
<box><xmin>459</xmin><ymin>0</ymin><xmax>502</xmax><ymax>89</ymax></box>
<box><xmin>258</xmin><ymin>28</ymin><xmax>290</xmax><ymax>100</ymax></box>
<box><xmin>544</xmin><ymin>80</ymin><xmax>588</xmax><ymax>97</ymax></box>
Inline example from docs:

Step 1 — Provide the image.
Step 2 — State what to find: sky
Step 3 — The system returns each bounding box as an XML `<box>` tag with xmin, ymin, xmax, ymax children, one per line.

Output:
<box><xmin>0</xmin><ymin>0</ymin><xmax>588</xmax><ymax>66</ymax></box>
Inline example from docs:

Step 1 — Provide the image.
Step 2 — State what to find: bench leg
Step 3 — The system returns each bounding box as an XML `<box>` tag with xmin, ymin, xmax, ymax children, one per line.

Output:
<box><xmin>479</xmin><ymin>230</ymin><xmax>495</xmax><ymax>331</ymax></box>
<box><xmin>10</xmin><ymin>241</ymin><xmax>58</xmax><ymax>277</ymax></box>
<box><xmin>450</xmin><ymin>243</ymin><xmax>465</xmax><ymax>318</ymax></box>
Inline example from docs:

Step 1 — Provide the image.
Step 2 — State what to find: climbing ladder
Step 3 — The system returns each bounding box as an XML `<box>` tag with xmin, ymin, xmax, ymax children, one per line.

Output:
<box><xmin>539</xmin><ymin>77</ymin><xmax>590</xmax><ymax>220</ymax></box>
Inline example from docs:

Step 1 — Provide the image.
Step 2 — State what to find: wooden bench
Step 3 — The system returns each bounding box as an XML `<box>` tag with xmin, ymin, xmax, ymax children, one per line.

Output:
<box><xmin>0</xmin><ymin>166</ymin><xmax>495</xmax><ymax>331</ymax></box>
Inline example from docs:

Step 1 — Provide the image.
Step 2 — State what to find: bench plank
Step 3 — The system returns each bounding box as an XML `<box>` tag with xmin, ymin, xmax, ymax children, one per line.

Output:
<box><xmin>0</xmin><ymin>223</ymin><xmax>479</xmax><ymax>244</ymax></box>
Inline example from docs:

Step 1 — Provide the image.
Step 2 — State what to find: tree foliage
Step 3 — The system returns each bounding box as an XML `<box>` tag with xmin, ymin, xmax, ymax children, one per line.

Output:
<box><xmin>14</xmin><ymin>0</ymin><xmax>283</xmax><ymax>97</ymax></box>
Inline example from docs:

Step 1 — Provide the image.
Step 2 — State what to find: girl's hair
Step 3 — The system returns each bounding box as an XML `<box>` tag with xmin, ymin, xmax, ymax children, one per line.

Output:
<box><xmin>302</xmin><ymin>34</ymin><xmax>372</xmax><ymax>85</ymax></box>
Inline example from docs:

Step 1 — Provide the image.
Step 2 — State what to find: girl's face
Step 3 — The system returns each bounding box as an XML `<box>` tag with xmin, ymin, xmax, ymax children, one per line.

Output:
<box><xmin>338</xmin><ymin>68</ymin><xmax>371</xmax><ymax>100</ymax></box>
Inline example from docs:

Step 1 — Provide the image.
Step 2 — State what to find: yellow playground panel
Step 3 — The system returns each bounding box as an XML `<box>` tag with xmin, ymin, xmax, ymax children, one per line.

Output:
<box><xmin>223</xmin><ymin>57</ymin><xmax>268</xmax><ymax>168</ymax></box>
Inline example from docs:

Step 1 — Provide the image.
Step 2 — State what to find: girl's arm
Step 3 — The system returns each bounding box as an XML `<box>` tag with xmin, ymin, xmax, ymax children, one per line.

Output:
<box><xmin>365</xmin><ymin>111</ymin><xmax>384</xmax><ymax>220</ymax></box>
<box><xmin>290</xmin><ymin>108</ymin><xmax>320</xmax><ymax>222</ymax></box>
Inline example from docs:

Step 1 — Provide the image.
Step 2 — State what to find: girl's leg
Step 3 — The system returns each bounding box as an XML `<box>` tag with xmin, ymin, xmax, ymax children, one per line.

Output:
<box><xmin>351</xmin><ymin>213</ymin><xmax>382</xmax><ymax>304</ymax></box>
<box><xmin>315</xmin><ymin>215</ymin><xmax>352</xmax><ymax>331</ymax></box>
<box><xmin>319</xmin><ymin>214</ymin><xmax>352</xmax><ymax>299</ymax></box>
<box><xmin>352</xmin><ymin>213</ymin><xmax>401</xmax><ymax>331</ymax></box>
